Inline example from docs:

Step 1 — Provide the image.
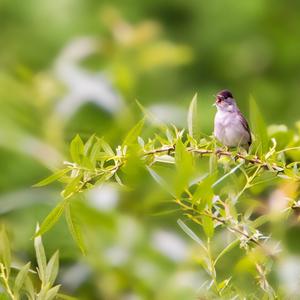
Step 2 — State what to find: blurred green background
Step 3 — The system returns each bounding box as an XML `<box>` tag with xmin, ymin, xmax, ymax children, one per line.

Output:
<box><xmin>1</xmin><ymin>0</ymin><xmax>300</xmax><ymax>299</ymax></box>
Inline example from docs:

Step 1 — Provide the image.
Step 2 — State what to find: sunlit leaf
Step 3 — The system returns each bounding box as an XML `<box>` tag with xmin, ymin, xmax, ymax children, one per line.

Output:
<box><xmin>187</xmin><ymin>93</ymin><xmax>200</xmax><ymax>140</ymax></box>
<box><xmin>202</xmin><ymin>214</ymin><xmax>214</xmax><ymax>238</ymax></box>
<box><xmin>33</xmin><ymin>168</ymin><xmax>70</xmax><ymax>187</ymax></box>
<box><xmin>34</xmin><ymin>225</ymin><xmax>47</xmax><ymax>283</ymax></box>
<box><xmin>83</xmin><ymin>134</ymin><xmax>95</xmax><ymax>156</ymax></box>
<box><xmin>62</xmin><ymin>173</ymin><xmax>83</xmax><ymax>199</ymax></box>
<box><xmin>122</xmin><ymin>118</ymin><xmax>145</xmax><ymax>147</ymax></box>
<box><xmin>45</xmin><ymin>251</ymin><xmax>59</xmax><ymax>286</ymax></box>
<box><xmin>70</xmin><ymin>135</ymin><xmax>84</xmax><ymax>164</ymax></box>
<box><xmin>174</xmin><ymin>138</ymin><xmax>194</xmax><ymax>196</ymax></box>
<box><xmin>13</xmin><ymin>262</ymin><xmax>31</xmax><ymax>295</ymax></box>
<box><xmin>44</xmin><ymin>285</ymin><xmax>60</xmax><ymax>300</ymax></box>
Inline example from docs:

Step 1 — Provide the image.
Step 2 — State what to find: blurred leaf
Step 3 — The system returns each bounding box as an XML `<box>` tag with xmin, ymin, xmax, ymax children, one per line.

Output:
<box><xmin>214</xmin><ymin>239</ymin><xmax>239</xmax><ymax>266</ymax></box>
<box><xmin>122</xmin><ymin>118</ymin><xmax>145</xmax><ymax>147</ymax></box>
<box><xmin>83</xmin><ymin>134</ymin><xmax>95</xmax><ymax>156</ymax></box>
<box><xmin>62</xmin><ymin>173</ymin><xmax>83</xmax><ymax>199</ymax></box>
<box><xmin>25</xmin><ymin>277</ymin><xmax>35</xmax><ymax>300</ymax></box>
<box><xmin>250</xmin><ymin>97</ymin><xmax>269</xmax><ymax>155</ymax></box>
<box><xmin>35</xmin><ymin>201</ymin><xmax>67</xmax><ymax>237</ymax></box>
<box><xmin>65</xmin><ymin>203</ymin><xmax>86</xmax><ymax>255</ymax></box>
<box><xmin>34</xmin><ymin>225</ymin><xmax>47</xmax><ymax>283</ymax></box>
<box><xmin>89</xmin><ymin>139</ymin><xmax>102</xmax><ymax>167</ymax></box>
<box><xmin>146</xmin><ymin>166</ymin><xmax>175</xmax><ymax>197</ymax></box>
<box><xmin>177</xmin><ymin>219</ymin><xmax>206</xmax><ymax>251</ymax></box>
<box><xmin>0</xmin><ymin>226</ymin><xmax>11</xmax><ymax>276</ymax></box>
<box><xmin>45</xmin><ymin>285</ymin><xmax>60</xmax><ymax>300</ymax></box>
<box><xmin>45</xmin><ymin>251</ymin><xmax>59</xmax><ymax>286</ymax></box>
<box><xmin>57</xmin><ymin>294</ymin><xmax>78</xmax><ymax>300</ymax></box>
<box><xmin>212</xmin><ymin>162</ymin><xmax>244</xmax><ymax>188</ymax></box>
<box><xmin>175</xmin><ymin>138</ymin><xmax>194</xmax><ymax>196</ymax></box>
<box><xmin>187</xmin><ymin>93</ymin><xmax>200</xmax><ymax>140</ymax></box>
<box><xmin>33</xmin><ymin>168</ymin><xmax>70</xmax><ymax>187</ymax></box>
<box><xmin>70</xmin><ymin>135</ymin><xmax>84</xmax><ymax>164</ymax></box>
<box><xmin>202</xmin><ymin>214</ymin><xmax>214</xmax><ymax>238</ymax></box>
<box><xmin>192</xmin><ymin>174</ymin><xmax>216</xmax><ymax>211</ymax></box>
<box><xmin>13</xmin><ymin>262</ymin><xmax>31</xmax><ymax>295</ymax></box>
<box><xmin>99</xmin><ymin>139</ymin><xmax>115</xmax><ymax>156</ymax></box>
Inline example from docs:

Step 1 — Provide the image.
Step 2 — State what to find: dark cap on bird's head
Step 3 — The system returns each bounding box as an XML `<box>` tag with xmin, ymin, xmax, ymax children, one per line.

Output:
<box><xmin>216</xmin><ymin>89</ymin><xmax>233</xmax><ymax>104</ymax></box>
<box><xmin>217</xmin><ymin>89</ymin><xmax>233</xmax><ymax>100</ymax></box>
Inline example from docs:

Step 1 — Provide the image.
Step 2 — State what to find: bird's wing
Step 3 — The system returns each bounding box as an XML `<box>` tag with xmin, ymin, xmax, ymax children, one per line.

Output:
<box><xmin>237</xmin><ymin>111</ymin><xmax>252</xmax><ymax>145</ymax></box>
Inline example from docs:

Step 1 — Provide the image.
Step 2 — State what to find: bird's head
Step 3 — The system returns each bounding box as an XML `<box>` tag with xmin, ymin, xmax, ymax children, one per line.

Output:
<box><xmin>215</xmin><ymin>90</ymin><xmax>237</xmax><ymax>112</ymax></box>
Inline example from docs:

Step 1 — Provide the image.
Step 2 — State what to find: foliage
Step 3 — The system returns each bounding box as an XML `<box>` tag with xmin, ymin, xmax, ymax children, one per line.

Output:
<box><xmin>34</xmin><ymin>95</ymin><xmax>300</xmax><ymax>298</ymax></box>
<box><xmin>0</xmin><ymin>225</ymin><xmax>72</xmax><ymax>300</ymax></box>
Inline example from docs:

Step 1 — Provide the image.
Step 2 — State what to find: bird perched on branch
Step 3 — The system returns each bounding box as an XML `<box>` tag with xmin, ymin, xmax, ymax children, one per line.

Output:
<box><xmin>214</xmin><ymin>90</ymin><xmax>251</xmax><ymax>150</ymax></box>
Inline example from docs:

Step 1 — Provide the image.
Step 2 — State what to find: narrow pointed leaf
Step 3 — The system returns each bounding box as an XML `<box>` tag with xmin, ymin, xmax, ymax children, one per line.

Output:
<box><xmin>70</xmin><ymin>135</ymin><xmax>84</xmax><ymax>163</ymax></box>
<box><xmin>202</xmin><ymin>214</ymin><xmax>214</xmax><ymax>238</ymax></box>
<box><xmin>122</xmin><ymin>119</ymin><xmax>145</xmax><ymax>147</ymax></box>
<box><xmin>0</xmin><ymin>226</ymin><xmax>11</xmax><ymax>276</ymax></box>
<box><xmin>250</xmin><ymin>97</ymin><xmax>269</xmax><ymax>155</ymax></box>
<box><xmin>33</xmin><ymin>168</ymin><xmax>70</xmax><ymax>187</ymax></box>
<box><xmin>35</xmin><ymin>201</ymin><xmax>67</xmax><ymax>237</ymax></box>
<box><xmin>13</xmin><ymin>262</ymin><xmax>31</xmax><ymax>294</ymax></box>
<box><xmin>83</xmin><ymin>134</ymin><xmax>95</xmax><ymax>156</ymax></box>
<box><xmin>65</xmin><ymin>203</ymin><xmax>86</xmax><ymax>255</ymax></box>
<box><xmin>34</xmin><ymin>225</ymin><xmax>47</xmax><ymax>283</ymax></box>
<box><xmin>45</xmin><ymin>285</ymin><xmax>60</xmax><ymax>300</ymax></box>
<box><xmin>45</xmin><ymin>251</ymin><xmax>59</xmax><ymax>286</ymax></box>
<box><xmin>177</xmin><ymin>219</ymin><xmax>206</xmax><ymax>251</ymax></box>
<box><xmin>187</xmin><ymin>93</ymin><xmax>200</xmax><ymax>140</ymax></box>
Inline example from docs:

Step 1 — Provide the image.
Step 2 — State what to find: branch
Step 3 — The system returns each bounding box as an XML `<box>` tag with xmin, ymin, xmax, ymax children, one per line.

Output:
<box><xmin>144</xmin><ymin>145</ymin><xmax>284</xmax><ymax>172</ymax></box>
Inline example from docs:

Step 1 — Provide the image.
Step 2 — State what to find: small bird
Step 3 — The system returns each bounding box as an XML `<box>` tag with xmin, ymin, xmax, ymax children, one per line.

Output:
<box><xmin>214</xmin><ymin>90</ymin><xmax>251</xmax><ymax>150</ymax></box>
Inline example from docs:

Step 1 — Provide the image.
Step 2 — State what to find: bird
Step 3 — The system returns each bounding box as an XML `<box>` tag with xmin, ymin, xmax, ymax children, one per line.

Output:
<box><xmin>213</xmin><ymin>90</ymin><xmax>251</xmax><ymax>150</ymax></box>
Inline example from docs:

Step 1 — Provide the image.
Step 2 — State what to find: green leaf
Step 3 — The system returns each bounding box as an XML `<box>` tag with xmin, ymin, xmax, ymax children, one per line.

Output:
<box><xmin>83</xmin><ymin>134</ymin><xmax>95</xmax><ymax>156</ymax></box>
<box><xmin>250</xmin><ymin>96</ymin><xmax>269</xmax><ymax>155</ymax></box>
<box><xmin>45</xmin><ymin>251</ymin><xmax>59</xmax><ymax>286</ymax></box>
<box><xmin>214</xmin><ymin>239</ymin><xmax>239</xmax><ymax>267</ymax></box>
<box><xmin>177</xmin><ymin>219</ymin><xmax>207</xmax><ymax>251</ymax></box>
<box><xmin>34</xmin><ymin>225</ymin><xmax>47</xmax><ymax>283</ymax></box>
<box><xmin>65</xmin><ymin>203</ymin><xmax>86</xmax><ymax>255</ymax></box>
<box><xmin>202</xmin><ymin>214</ymin><xmax>214</xmax><ymax>238</ymax></box>
<box><xmin>25</xmin><ymin>277</ymin><xmax>35</xmax><ymax>300</ymax></box>
<box><xmin>57</xmin><ymin>294</ymin><xmax>78</xmax><ymax>300</ymax></box>
<box><xmin>35</xmin><ymin>201</ymin><xmax>67</xmax><ymax>238</ymax></box>
<box><xmin>187</xmin><ymin>93</ymin><xmax>200</xmax><ymax>140</ymax></box>
<box><xmin>13</xmin><ymin>262</ymin><xmax>31</xmax><ymax>295</ymax></box>
<box><xmin>174</xmin><ymin>139</ymin><xmax>194</xmax><ymax>196</ymax></box>
<box><xmin>99</xmin><ymin>139</ymin><xmax>115</xmax><ymax>156</ymax></box>
<box><xmin>122</xmin><ymin>118</ymin><xmax>145</xmax><ymax>147</ymax></box>
<box><xmin>62</xmin><ymin>173</ymin><xmax>83</xmax><ymax>199</ymax></box>
<box><xmin>89</xmin><ymin>139</ymin><xmax>102</xmax><ymax>166</ymax></box>
<box><xmin>0</xmin><ymin>226</ymin><xmax>11</xmax><ymax>276</ymax></box>
<box><xmin>211</xmin><ymin>162</ymin><xmax>244</xmax><ymax>188</ymax></box>
<box><xmin>33</xmin><ymin>168</ymin><xmax>70</xmax><ymax>187</ymax></box>
<box><xmin>192</xmin><ymin>174</ymin><xmax>216</xmax><ymax>211</ymax></box>
<box><xmin>146</xmin><ymin>166</ymin><xmax>175</xmax><ymax>197</ymax></box>
<box><xmin>70</xmin><ymin>135</ymin><xmax>84</xmax><ymax>164</ymax></box>
<box><xmin>45</xmin><ymin>285</ymin><xmax>60</xmax><ymax>300</ymax></box>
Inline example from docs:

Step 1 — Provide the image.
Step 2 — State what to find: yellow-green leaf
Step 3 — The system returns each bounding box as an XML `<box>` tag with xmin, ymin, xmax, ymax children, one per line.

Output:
<box><xmin>33</xmin><ymin>168</ymin><xmax>70</xmax><ymax>187</ymax></box>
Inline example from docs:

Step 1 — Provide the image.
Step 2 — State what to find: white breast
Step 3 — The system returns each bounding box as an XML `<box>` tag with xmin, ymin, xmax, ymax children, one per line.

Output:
<box><xmin>214</xmin><ymin>111</ymin><xmax>249</xmax><ymax>147</ymax></box>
